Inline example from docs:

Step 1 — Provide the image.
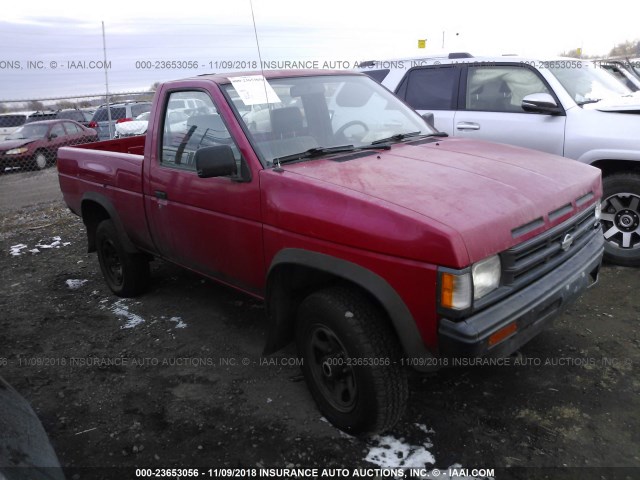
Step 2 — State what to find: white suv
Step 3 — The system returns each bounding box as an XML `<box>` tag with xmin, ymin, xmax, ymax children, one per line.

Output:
<box><xmin>362</xmin><ymin>54</ymin><xmax>640</xmax><ymax>266</ymax></box>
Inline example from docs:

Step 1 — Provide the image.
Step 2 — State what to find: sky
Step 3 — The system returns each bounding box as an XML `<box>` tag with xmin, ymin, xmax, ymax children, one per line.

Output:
<box><xmin>0</xmin><ymin>0</ymin><xmax>638</xmax><ymax>102</ymax></box>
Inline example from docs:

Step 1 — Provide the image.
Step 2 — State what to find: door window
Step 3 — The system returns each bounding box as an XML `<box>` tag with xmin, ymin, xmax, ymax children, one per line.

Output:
<box><xmin>403</xmin><ymin>67</ymin><xmax>458</xmax><ymax>110</ymax></box>
<box><xmin>466</xmin><ymin>66</ymin><xmax>553</xmax><ymax>112</ymax></box>
<box><xmin>50</xmin><ymin>123</ymin><xmax>66</xmax><ymax>138</ymax></box>
<box><xmin>161</xmin><ymin>91</ymin><xmax>238</xmax><ymax>171</ymax></box>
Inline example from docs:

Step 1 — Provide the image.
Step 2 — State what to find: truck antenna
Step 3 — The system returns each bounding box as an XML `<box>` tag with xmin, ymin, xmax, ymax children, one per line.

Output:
<box><xmin>249</xmin><ymin>0</ymin><xmax>272</xmax><ymax>113</ymax></box>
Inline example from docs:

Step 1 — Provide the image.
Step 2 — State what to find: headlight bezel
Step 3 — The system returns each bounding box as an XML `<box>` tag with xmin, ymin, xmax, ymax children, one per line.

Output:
<box><xmin>438</xmin><ymin>255</ymin><xmax>502</xmax><ymax>317</ymax></box>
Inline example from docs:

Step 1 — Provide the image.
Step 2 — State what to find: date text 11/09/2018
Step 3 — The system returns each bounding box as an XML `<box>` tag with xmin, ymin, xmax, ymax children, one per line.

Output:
<box><xmin>135</xmin><ymin>467</ymin><xmax>496</xmax><ymax>478</ymax></box>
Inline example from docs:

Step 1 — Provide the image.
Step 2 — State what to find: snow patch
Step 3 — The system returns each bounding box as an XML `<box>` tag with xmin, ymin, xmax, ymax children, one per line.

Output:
<box><xmin>106</xmin><ymin>299</ymin><xmax>145</xmax><ymax>329</ymax></box>
<box><xmin>66</xmin><ymin>279</ymin><xmax>88</xmax><ymax>290</ymax></box>
<box><xmin>169</xmin><ymin>316</ymin><xmax>187</xmax><ymax>329</ymax></box>
<box><xmin>415</xmin><ymin>423</ymin><xmax>435</xmax><ymax>435</ymax></box>
<box><xmin>10</xmin><ymin>244</ymin><xmax>28</xmax><ymax>256</ymax></box>
<box><xmin>365</xmin><ymin>434</ymin><xmax>435</xmax><ymax>469</ymax></box>
<box><xmin>36</xmin><ymin>236</ymin><xmax>63</xmax><ymax>249</ymax></box>
<box><xmin>10</xmin><ymin>237</ymin><xmax>70</xmax><ymax>256</ymax></box>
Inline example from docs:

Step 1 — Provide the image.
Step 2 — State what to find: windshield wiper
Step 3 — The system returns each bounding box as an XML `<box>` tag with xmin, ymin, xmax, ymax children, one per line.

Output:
<box><xmin>370</xmin><ymin>131</ymin><xmax>448</xmax><ymax>145</ymax></box>
<box><xmin>577</xmin><ymin>99</ymin><xmax>601</xmax><ymax>106</ymax></box>
<box><xmin>273</xmin><ymin>144</ymin><xmax>391</xmax><ymax>165</ymax></box>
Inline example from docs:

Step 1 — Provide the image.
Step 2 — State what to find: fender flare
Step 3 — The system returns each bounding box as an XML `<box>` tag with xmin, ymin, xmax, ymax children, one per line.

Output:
<box><xmin>577</xmin><ymin>149</ymin><xmax>640</xmax><ymax>166</ymax></box>
<box><xmin>265</xmin><ymin>248</ymin><xmax>434</xmax><ymax>360</ymax></box>
<box><xmin>80</xmin><ymin>191</ymin><xmax>139</xmax><ymax>254</ymax></box>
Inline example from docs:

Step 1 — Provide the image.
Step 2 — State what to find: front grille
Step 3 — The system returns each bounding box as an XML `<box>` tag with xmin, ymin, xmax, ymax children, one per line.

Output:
<box><xmin>501</xmin><ymin>206</ymin><xmax>600</xmax><ymax>289</ymax></box>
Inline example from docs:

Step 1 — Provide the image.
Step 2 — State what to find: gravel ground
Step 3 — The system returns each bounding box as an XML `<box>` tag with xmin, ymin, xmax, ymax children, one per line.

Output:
<box><xmin>0</xmin><ymin>171</ymin><xmax>638</xmax><ymax>480</ymax></box>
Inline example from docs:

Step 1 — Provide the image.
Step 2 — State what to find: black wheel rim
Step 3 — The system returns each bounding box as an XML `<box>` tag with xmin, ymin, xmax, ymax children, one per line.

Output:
<box><xmin>101</xmin><ymin>238</ymin><xmax>123</xmax><ymax>286</ymax></box>
<box><xmin>601</xmin><ymin>192</ymin><xmax>640</xmax><ymax>250</ymax></box>
<box><xmin>306</xmin><ymin>325</ymin><xmax>357</xmax><ymax>413</ymax></box>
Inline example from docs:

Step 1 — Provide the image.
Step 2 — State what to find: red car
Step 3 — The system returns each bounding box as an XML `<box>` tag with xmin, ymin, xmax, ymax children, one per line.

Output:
<box><xmin>0</xmin><ymin>119</ymin><xmax>97</xmax><ymax>171</ymax></box>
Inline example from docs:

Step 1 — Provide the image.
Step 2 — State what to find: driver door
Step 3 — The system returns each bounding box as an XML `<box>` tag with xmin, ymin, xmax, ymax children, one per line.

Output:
<box><xmin>145</xmin><ymin>89</ymin><xmax>264</xmax><ymax>294</ymax></box>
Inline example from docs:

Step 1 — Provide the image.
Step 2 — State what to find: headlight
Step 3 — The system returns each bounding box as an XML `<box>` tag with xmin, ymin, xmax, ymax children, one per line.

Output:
<box><xmin>472</xmin><ymin>255</ymin><xmax>501</xmax><ymax>299</ymax></box>
<box><xmin>439</xmin><ymin>255</ymin><xmax>501</xmax><ymax>311</ymax></box>
<box><xmin>5</xmin><ymin>147</ymin><xmax>29</xmax><ymax>155</ymax></box>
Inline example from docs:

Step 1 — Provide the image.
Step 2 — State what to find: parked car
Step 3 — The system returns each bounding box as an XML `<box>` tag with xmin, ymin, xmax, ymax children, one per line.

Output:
<box><xmin>89</xmin><ymin>101</ymin><xmax>152</xmax><ymax>140</ymax></box>
<box><xmin>58</xmin><ymin>70</ymin><xmax>603</xmax><ymax>434</ymax></box>
<box><xmin>114</xmin><ymin>111</ymin><xmax>151</xmax><ymax>138</ymax></box>
<box><xmin>0</xmin><ymin>111</ymin><xmax>50</xmax><ymax>141</ymax></box>
<box><xmin>593</xmin><ymin>60</ymin><xmax>640</xmax><ymax>91</ymax></box>
<box><xmin>55</xmin><ymin>109</ymin><xmax>94</xmax><ymax>127</ymax></box>
<box><xmin>362</xmin><ymin>54</ymin><xmax>640</xmax><ymax>266</ymax></box>
<box><xmin>0</xmin><ymin>119</ymin><xmax>97</xmax><ymax>170</ymax></box>
<box><xmin>25</xmin><ymin>110</ymin><xmax>58</xmax><ymax>123</ymax></box>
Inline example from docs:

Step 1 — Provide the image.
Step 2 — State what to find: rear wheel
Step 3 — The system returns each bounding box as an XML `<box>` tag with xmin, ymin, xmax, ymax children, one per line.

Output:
<box><xmin>96</xmin><ymin>219</ymin><xmax>150</xmax><ymax>297</ymax></box>
<box><xmin>296</xmin><ymin>286</ymin><xmax>408</xmax><ymax>434</ymax></box>
<box><xmin>601</xmin><ymin>173</ymin><xmax>640</xmax><ymax>267</ymax></box>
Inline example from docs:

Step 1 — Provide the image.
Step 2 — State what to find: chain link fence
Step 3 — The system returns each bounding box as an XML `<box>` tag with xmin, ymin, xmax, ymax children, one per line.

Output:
<box><xmin>1</xmin><ymin>92</ymin><xmax>153</xmax><ymax>174</ymax></box>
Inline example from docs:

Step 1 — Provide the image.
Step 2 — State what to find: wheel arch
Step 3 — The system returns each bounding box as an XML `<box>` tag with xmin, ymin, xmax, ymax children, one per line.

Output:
<box><xmin>264</xmin><ymin>248</ymin><xmax>433</xmax><ymax>360</ymax></box>
<box><xmin>80</xmin><ymin>192</ymin><xmax>138</xmax><ymax>254</ymax></box>
<box><xmin>590</xmin><ymin>159</ymin><xmax>640</xmax><ymax>177</ymax></box>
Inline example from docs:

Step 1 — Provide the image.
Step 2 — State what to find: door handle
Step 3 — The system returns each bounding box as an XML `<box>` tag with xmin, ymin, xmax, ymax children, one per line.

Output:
<box><xmin>155</xmin><ymin>190</ymin><xmax>168</xmax><ymax>200</ymax></box>
<box><xmin>456</xmin><ymin>122</ymin><xmax>480</xmax><ymax>131</ymax></box>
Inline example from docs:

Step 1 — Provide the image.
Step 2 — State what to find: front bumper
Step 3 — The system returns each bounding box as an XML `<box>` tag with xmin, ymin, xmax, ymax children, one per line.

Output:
<box><xmin>438</xmin><ymin>231</ymin><xmax>604</xmax><ymax>359</ymax></box>
<box><xmin>0</xmin><ymin>153</ymin><xmax>31</xmax><ymax>168</ymax></box>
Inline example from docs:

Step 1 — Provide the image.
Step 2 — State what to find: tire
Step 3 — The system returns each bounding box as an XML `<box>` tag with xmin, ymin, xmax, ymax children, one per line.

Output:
<box><xmin>95</xmin><ymin>219</ymin><xmax>150</xmax><ymax>297</ymax></box>
<box><xmin>34</xmin><ymin>150</ymin><xmax>49</xmax><ymax>170</ymax></box>
<box><xmin>601</xmin><ymin>173</ymin><xmax>640</xmax><ymax>267</ymax></box>
<box><xmin>296</xmin><ymin>286</ymin><xmax>408</xmax><ymax>434</ymax></box>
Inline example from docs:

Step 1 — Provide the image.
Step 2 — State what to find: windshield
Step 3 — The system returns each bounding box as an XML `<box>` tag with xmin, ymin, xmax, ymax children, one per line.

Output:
<box><xmin>222</xmin><ymin>74</ymin><xmax>435</xmax><ymax>165</ymax></box>
<box><xmin>548</xmin><ymin>62</ymin><xmax>632</xmax><ymax>105</ymax></box>
<box><xmin>6</xmin><ymin>124</ymin><xmax>49</xmax><ymax>140</ymax></box>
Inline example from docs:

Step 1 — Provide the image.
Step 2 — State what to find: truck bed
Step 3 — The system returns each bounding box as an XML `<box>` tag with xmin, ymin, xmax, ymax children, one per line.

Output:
<box><xmin>57</xmin><ymin>135</ymin><xmax>153</xmax><ymax>252</ymax></box>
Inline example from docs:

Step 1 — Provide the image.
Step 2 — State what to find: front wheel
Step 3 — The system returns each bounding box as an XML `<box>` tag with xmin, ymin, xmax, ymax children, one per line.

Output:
<box><xmin>96</xmin><ymin>219</ymin><xmax>150</xmax><ymax>297</ymax></box>
<box><xmin>34</xmin><ymin>151</ymin><xmax>49</xmax><ymax>170</ymax></box>
<box><xmin>296</xmin><ymin>286</ymin><xmax>408</xmax><ymax>434</ymax></box>
<box><xmin>600</xmin><ymin>173</ymin><xmax>640</xmax><ymax>267</ymax></box>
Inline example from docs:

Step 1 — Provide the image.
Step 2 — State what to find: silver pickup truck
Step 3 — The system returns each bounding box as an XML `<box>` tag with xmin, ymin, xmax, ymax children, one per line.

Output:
<box><xmin>362</xmin><ymin>54</ymin><xmax>640</xmax><ymax>267</ymax></box>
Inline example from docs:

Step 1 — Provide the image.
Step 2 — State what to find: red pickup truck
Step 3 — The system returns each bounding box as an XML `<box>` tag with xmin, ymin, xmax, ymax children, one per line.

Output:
<box><xmin>58</xmin><ymin>70</ymin><xmax>604</xmax><ymax>434</ymax></box>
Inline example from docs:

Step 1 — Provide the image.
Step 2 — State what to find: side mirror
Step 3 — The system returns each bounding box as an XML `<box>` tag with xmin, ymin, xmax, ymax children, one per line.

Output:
<box><xmin>49</xmin><ymin>133</ymin><xmax>58</xmax><ymax>140</ymax></box>
<box><xmin>421</xmin><ymin>112</ymin><xmax>435</xmax><ymax>128</ymax></box>
<box><xmin>195</xmin><ymin>145</ymin><xmax>237</xmax><ymax>178</ymax></box>
<box><xmin>521</xmin><ymin>93</ymin><xmax>563</xmax><ymax>115</ymax></box>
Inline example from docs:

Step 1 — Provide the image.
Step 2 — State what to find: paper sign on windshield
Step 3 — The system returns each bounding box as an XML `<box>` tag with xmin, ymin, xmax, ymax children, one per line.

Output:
<box><xmin>229</xmin><ymin>75</ymin><xmax>281</xmax><ymax>106</ymax></box>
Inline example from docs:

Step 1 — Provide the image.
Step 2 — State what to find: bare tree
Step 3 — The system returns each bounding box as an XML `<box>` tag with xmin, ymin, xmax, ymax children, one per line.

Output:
<box><xmin>27</xmin><ymin>100</ymin><xmax>45</xmax><ymax>111</ymax></box>
<box><xmin>609</xmin><ymin>39</ymin><xmax>640</xmax><ymax>57</ymax></box>
<box><xmin>55</xmin><ymin>100</ymin><xmax>76</xmax><ymax>110</ymax></box>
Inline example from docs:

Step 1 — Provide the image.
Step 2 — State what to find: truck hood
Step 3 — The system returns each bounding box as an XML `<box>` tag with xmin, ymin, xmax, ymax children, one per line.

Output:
<box><xmin>262</xmin><ymin>138</ymin><xmax>601</xmax><ymax>267</ymax></box>
<box><xmin>585</xmin><ymin>92</ymin><xmax>640</xmax><ymax>112</ymax></box>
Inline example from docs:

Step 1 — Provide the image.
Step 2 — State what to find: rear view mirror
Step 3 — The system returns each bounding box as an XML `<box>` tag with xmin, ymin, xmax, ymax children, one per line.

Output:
<box><xmin>521</xmin><ymin>93</ymin><xmax>562</xmax><ymax>115</ymax></box>
<box><xmin>195</xmin><ymin>145</ymin><xmax>237</xmax><ymax>178</ymax></box>
<box><xmin>421</xmin><ymin>112</ymin><xmax>435</xmax><ymax>128</ymax></box>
